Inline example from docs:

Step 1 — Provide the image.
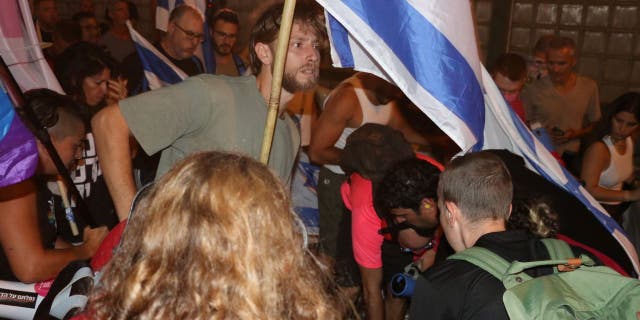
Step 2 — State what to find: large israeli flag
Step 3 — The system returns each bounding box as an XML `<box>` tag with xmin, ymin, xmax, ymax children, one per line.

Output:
<box><xmin>316</xmin><ymin>0</ymin><xmax>640</xmax><ymax>274</ymax></box>
<box><xmin>127</xmin><ymin>21</ymin><xmax>187</xmax><ymax>90</ymax></box>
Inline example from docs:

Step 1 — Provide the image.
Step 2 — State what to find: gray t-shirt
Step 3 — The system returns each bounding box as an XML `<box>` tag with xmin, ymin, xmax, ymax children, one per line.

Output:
<box><xmin>522</xmin><ymin>75</ymin><xmax>600</xmax><ymax>155</ymax></box>
<box><xmin>120</xmin><ymin>74</ymin><xmax>299</xmax><ymax>184</ymax></box>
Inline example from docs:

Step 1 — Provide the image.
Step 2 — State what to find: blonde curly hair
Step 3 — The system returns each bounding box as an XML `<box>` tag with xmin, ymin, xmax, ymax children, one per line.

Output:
<box><xmin>87</xmin><ymin>152</ymin><xmax>344</xmax><ymax>319</ymax></box>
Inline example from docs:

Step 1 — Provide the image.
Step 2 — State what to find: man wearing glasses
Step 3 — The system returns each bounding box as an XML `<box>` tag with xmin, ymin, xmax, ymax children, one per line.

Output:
<box><xmin>208</xmin><ymin>9</ymin><xmax>247</xmax><ymax>76</ymax></box>
<box><xmin>122</xmin><ymin>5</ymin><xmax>205</xmax><ymax>95</ymax></box>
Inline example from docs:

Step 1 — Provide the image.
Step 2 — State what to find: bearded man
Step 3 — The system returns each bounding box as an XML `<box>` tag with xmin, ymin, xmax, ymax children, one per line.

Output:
<box><xmin>92</xmin><ymin>3</ymin><xmax>324</xmax><ymax>220</ymax></box>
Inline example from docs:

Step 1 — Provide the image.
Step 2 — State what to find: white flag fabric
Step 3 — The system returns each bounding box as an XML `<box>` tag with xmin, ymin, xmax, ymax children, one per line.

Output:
<box><xmin>0</xmin><ymin>0</ymin><xmax>62</xmax><ymax>93</ymax></box>
<box><xmin>316</xmin><ymin>0</ymin><xmax>640</xmax><ymax>275</ymax></box>
<box><xmin>127</xmin><ymin>21</ymin><xmax>187</xmax><ymax>90</ymax></box>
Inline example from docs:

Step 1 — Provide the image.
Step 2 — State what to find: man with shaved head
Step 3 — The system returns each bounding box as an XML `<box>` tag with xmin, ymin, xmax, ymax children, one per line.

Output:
<box><xmin>122</xmin><ymin>5</ymin><xmax>205</xmax><ymax>94</ymax></box>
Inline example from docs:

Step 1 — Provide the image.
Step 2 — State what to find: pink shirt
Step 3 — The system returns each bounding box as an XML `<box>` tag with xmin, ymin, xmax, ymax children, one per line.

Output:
<box><xmin>341</xmin><ymin>173</ymin><xmax>383</xmax><ymax>268</ymax></box>
<box><xmin>341</xmin><ymin>154</ymin><xmax>443</xmax><ymax>269</ymax></box>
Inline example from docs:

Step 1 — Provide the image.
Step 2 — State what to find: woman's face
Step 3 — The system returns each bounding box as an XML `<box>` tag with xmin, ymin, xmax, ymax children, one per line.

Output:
<box><xmin>82</xmin><ymin>68</ymin><xmax>110</xmax><ymax>107</ymax></box>
<box><xmin>610</xmin><ymin>111</ymin><xmax>639</xmax><ymax>141</ymax></box>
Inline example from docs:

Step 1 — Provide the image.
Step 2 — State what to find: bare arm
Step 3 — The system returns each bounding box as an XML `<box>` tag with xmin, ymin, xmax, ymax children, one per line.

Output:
<box><xmin>581</xmin><ymin>142</ymin><xmax>640</xmax><ymax>202</ymax></box>
<box><xmin>308</xmin><ymin>86</ymin><xmax>357</xmax><ymax>165</ymax></box>
<box><xmin>92</xmin><ymin>103</ymin><xmax>136</xmax><ymax>220</ymax></box>
<box><xmin>0</xmin><ymin>180</ymin><xmax>107</xmax><ymax>283</ymax></box>
<box><xmin>360</xmin><ymin>266</ymin><xmax>385</xmax><ymax>320</ymax></box>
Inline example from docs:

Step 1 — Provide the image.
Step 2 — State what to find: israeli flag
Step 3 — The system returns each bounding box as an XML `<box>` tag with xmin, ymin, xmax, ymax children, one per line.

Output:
<box><xmin>316</xmin><ymin>0</ymin><xmax>639</xmax><ymax>274</ymax></box>
<box><xmin>126</xmin><ymin>21</ymin><xmax>187</xmax><ymax>90</ymax></box>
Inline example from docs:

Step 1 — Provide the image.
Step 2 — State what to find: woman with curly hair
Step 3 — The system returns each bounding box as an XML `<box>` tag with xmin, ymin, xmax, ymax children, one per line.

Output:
<box><xmin>85</xmin><ymin>151</ymin><xmax>345</xmax><ymax>319</ymax></box>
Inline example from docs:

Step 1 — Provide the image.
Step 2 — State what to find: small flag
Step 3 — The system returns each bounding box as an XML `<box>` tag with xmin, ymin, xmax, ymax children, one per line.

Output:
<box><xmin>127</xmin><ymin>21</ymin><xmax>187</xmax><ymax>90</ymax></box>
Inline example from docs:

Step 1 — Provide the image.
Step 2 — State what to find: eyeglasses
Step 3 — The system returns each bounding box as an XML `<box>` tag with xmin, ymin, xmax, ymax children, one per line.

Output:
<box><xmin>174</xmin><ymin>23</ymin><xmax>204</xmax><ymax>42</ymax></box>
<box><xmin>213</xmin><ymin>30</ymin><xmax>237</xmax><ymax>40</ymax></box>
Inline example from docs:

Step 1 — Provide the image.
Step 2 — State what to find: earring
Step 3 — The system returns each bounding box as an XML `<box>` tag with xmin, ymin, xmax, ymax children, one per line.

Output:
<box><xmin>423</xmin><ymin>203</ymin><xmax>431</xmax><ymax>209</ymax></box>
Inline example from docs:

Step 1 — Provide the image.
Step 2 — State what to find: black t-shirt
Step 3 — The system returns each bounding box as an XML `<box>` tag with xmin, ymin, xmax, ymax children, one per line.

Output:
<box><xmin>120</xmin><ymin>43</ymin><xmax>204</xmax><ymax>95</ymax></box>
<box><xmin>409</xmin><ymin>230</ymin><xmax>595</xmax><ymax>320</ymax></box>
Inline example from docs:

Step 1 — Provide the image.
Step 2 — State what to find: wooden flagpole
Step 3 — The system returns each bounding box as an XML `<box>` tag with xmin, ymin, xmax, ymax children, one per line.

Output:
<box><xmin>260</xmin><ymin>0</ymin><xmax>297</xmax><ymax>164</ymax></box>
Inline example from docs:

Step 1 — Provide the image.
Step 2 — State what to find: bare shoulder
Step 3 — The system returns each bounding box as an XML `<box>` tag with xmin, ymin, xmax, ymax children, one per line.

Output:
<box><xmin>584</xmin><ymin>141</ymin><xmax>610</xmax><ymax>162</ymax></box>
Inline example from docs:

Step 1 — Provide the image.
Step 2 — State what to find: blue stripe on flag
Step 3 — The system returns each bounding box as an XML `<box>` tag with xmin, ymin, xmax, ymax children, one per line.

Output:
<box><xmin>327</xmin><ymin>14</ymin><xmax>353</xmax><ymax>67</ymax></box>
<box><xmin>334</xmin><ymin>0</ymin><xmax>485</xmax><ymax>145</ymax></box>
<box><xmin>202</xmin><ymin>21</ymin><xmax>215</xmax><ymax>73</ymax></box>
<box><xmin>157</xmin><ymin>0</ymin><xmax>169</xmax><ymax>10</ymax></box>
<box><xmin>133</xmin><ymin>43</ymin><xmax>184</xmax><ymax>85</ymax></box>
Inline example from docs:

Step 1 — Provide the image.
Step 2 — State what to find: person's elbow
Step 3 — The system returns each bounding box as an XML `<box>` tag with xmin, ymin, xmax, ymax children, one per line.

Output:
<box><xmin>307</xmin><ymin>143</ymin><xmax>325</xmax><ymax>164</ymax></box>
<box><xmin>10</xmin><ymin>255</ymin><xmax>50</xmax><ymax>283</ymax></box>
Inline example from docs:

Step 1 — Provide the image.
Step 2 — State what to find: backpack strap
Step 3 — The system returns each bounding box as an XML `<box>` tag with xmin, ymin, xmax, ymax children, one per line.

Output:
<box><xmin>541</xmin><ymin>238</ymin><xmax>574</xmax><ymax>260</ymax></box>
<box><xmin>449</xmin><ymin>247</ymin><xmax>512</xmax><ymax>281</ymax></box>
<box><xmin>540</xmin><ymin>238</ymin><xmax>575</xmax><ymax>273</ymax></box>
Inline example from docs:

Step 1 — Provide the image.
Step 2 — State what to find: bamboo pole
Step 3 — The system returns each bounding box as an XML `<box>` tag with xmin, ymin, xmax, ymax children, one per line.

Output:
<box><xmin>260</xmin><ymin>0</ymin><xmax>297</xmax><ymax>164</ymax></box>
<box><xmin>57</xmin><ymin>179</ymin><xmax>80</xmax><ymax>237</ymax></box>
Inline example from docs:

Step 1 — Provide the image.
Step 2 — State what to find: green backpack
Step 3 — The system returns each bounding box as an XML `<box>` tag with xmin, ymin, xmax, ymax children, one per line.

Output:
<box><xmin>448</xmin><ymin>238</ymin><xmax>640</xmax><ymax>319</ymax></box>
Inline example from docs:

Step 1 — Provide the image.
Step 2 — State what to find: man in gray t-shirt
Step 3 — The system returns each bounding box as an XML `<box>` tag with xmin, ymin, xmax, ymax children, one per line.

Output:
<box><xmin>522</xmin><ymin>36</ymin><xmax>600</xmax><ymax>163</ymax></box>
<box><xmin>92</xmin><ymin>3</ymin><xmax>325</xmax><ymax>220</ymax></box>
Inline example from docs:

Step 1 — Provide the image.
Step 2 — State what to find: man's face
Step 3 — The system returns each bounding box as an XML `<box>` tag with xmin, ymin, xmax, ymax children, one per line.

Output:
<box><xmin>546</xmin><ymin>48</ymin><xmax>575</xmax><ymax>85</ymax></box>
<box><xmin>281</xmin><ymin>22</ymin><xmax>321</xmax><ymax>93</ymax></box>
<box><xmin>527</xmin><ymin>51</ymin><xmax>547</xmax><ymax>80</ymax></box>
<box><xmin>79</xmin><ymin>17</ymin><xmax>100</xmax><ymax>43</ymax></box>
<box><xmin>40</xmin><ymin>121</ymin><xmax>86</xmax><ymax>174</ymax></box>
<box><xmin>211</xmin><ymin>20</ymin><xmax>238</xmax><ymax>56</ymax></box>
<box><xmin>389</xmin><ymin>207</ymin><xmax>437</xmax><ymax>230</ymax></box>
<box><xmin>167</xmin><ymin>11</ymin><xmax>204</xmax><ymax>60</ymax></box>
<box><xmin>35</xmin><ymin>0</ymin><xmax>58</xmax><ymax>29</ymax></box>
<box><xmin>79</xmin><ymin>0</ymin><xmax>95</xmax><ymax>13</ymax></box>
<box><xmin>109</xmin><ymin>1</ymin><xmax>129</xmax><ymax>26</ymax></box>
<box><xmin>493</xmin><ymin>72</ymin><xmax>524</xmax><ymax>103</ymax></box>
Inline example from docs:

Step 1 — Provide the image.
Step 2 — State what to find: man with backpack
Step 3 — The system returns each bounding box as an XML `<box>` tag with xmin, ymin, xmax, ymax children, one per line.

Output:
<box><xmin>408</xmin><ymin>151</ymin><xmax>637</xmax><ymax>319</ymax></box>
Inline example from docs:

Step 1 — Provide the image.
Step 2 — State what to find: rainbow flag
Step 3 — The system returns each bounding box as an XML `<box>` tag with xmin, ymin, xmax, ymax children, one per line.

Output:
<box><xmin>0</xmin><ymin>85</ymin><xmax>37</xmax><ymax>187</ymax></box>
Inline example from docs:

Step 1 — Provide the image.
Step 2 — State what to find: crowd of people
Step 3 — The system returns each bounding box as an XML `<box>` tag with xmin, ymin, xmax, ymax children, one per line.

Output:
<box><xmin>0</xmin><ymin>0</ymin><xmax>639</xmax><ymax>319</ymax></box>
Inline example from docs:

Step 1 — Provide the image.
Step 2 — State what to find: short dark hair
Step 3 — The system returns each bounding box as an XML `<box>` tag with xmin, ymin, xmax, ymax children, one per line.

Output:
<box><xmin>547</xmin><ymin>36</ymin><xmax>576</xmax><ymax>54</ymax></box>
<box><xmin>72</xmin><ymin>11</ymin><xmax>97</xmax><ymax>23</ymax></box>
<box><xmin>340</xmin><ymin>123</ymin><xmax>415</xmax><ymax>182</ymax></box>
<box><xmin>438</xmin><ymin>151</ymin><xmax>513</xmax><ymax>223</ymax></box>
<box><xmin>21</xmin><ymin>88</ymin><xmax>85</xmax><ymax>140</ymax></box>
<box><xmin>375</xmin><ymin>158</ymin><xmax>441</xmax><ymax>216</ymax></box>
<box><xmin>249</xmin><ymin>1</ymin><xmax>325</xmax><ymax>75</ymax></box>
<box><xmin>208</xmin><ymin>9</ymin><xmax>239</xmax><ymax>29</ymax></box>
<box><xmin>490</xmin><ymin>53</ymin><xmax>527</xmax><ymax>82</ymax></box>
